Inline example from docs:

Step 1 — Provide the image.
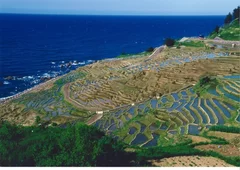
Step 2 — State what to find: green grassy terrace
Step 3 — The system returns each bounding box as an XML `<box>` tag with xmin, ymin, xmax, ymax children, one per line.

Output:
<box><xmin>174</xmin><ymin>40</ymin><xmax>205</xmax><ymax>48</ymax></box>
<box><xmin>209</xmin><ymin>19</ymin><xmax>240</xmax><ymax>41</ymax></box>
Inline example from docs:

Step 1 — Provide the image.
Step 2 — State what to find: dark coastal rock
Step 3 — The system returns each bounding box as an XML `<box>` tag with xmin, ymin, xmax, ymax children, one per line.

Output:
<box><xmin>4</xmin><ymin>76</ymin><xmax>13</xmax><ymax>80</ymax></box>
<box><xmin>40</xmin><ymin>77</ymin><xmax>51</xmax><ymax>82</ymax></box>
<box><xmin>66</xmin><ymin>62</ymin><xmax>72</xmax><ymax>68</ymax></box>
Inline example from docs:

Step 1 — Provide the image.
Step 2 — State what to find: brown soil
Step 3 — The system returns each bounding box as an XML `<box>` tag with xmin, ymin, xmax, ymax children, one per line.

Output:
<box><xmin>208</xmin><ymin>131</ymin><xmax>240</xmax><ymax>142</ymax></box>
<box><xmin>149</xmin><ymin>156</ymin><xmax>234</xmax><ymax>167</ymax></box>
<box><xmin>195</xmin><ymin>144</ymin><xmax>240</xmax><ymax>157</ymax></box>
<box><xmin>187</xmin><ymin>135</ymin><xmax>211</xmax><ymax>144</ymax></box>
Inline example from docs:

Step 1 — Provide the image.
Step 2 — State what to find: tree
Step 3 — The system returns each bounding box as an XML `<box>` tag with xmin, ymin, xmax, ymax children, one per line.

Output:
<box><xmin>0</xmin><ymin>122</ymin><xmax>133</xmax><ymax>166</ymax></box>
<box><xmin>146</xmin><ymin>47</ymin><xmax>154</xmax><ymax>52</ymax></box>
<box><xmin>224</xmin><ymin>12</ymin><xmax>233</xmax><ymax>24</ymax></box>
<box><xmin>165</xmin><ymin>38</ymin><xmax>175</xmax><ymax>47</ymax></box>
<box><xmin>214</xmin><ymin>26</ymin><xmax>220</xmax><ymax>34</ymax></box>
<box><xmin>233</xmin><ymin>6</ymin><xmax>240</xmax><ymax>21</ymax></box>
<box><xmin>35</xmin><ymin>116</ymin><xmax>41</xmax><ymax>124</ymax></box>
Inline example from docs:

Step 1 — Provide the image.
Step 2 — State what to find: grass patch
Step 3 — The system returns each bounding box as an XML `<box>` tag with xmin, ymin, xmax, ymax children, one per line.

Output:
<box><xmin>193</xmin><ymin>76</ymin><xmax>221</xmax><ymax>97</ymax></box>
<box><xmin>209</xmin><ymin>125</ymin><xmax>240</xmax><ymax>133</ymax></box>
<box><xmin>175</xmin><ymin>40</ymin><xmax>205</xmax><ymax>48</ymax></box>
<box><xmin>116</xmin><ymin>51</ymin><xmax>151</xmax><ymax>58</ymax></box>
<box><xmin>208</xmin><ymin>19</ymin><xmax>240</xmax><ymax>41</ymax></box>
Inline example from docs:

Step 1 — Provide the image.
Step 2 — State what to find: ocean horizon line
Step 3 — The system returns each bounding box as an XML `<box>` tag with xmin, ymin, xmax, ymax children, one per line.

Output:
<box><xmin>0</xmin><ymin>12</ymin><xmax>225</xmax><ymax>17</ymax></box>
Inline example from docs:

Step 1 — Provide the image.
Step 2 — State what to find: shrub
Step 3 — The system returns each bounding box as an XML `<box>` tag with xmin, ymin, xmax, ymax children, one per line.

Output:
<box><xmin>146</xmin><ymin>47</ymin><xmax>154</xmax><ymax>52</ymax></box>
<box><xmin>214</xmin><ymin>26</ymin><xmax>220</xmax><ymax>34</ymax></box>
<box><xmin>0</xmin><ymin>121</ymin><xmax>131</xmax><ymax>166</ymax></box>
<box><xmin>209</xmin><ymin>125</ymin><xmax>240</xmax><ymax>133</ymax></box>
<box><xmin>165</xmin><ymin>38</ymin><xmax>175</xmax><ymax>47</ymax></box>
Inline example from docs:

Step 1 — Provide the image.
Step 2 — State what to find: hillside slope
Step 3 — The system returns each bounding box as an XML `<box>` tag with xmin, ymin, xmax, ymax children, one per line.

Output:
<box><xmin>209</xmin><ymin>19</ymin><xmax>240</xmax><ymax>40</ymax></box>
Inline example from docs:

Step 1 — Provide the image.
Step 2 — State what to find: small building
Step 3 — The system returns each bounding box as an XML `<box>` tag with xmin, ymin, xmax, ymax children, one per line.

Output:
<box><xmin>96</xmin><ymin>111</ymin><xmax>103</xmax><ymax>114</ymax></box>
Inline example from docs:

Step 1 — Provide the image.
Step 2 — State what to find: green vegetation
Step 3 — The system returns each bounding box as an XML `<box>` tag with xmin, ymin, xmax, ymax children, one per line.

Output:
<box><xmin>193</xmin><ymin>76</ymin><xmax>220</xmax><ymax>96</ymax></box>
<box><xmin>232</xmin><ymin>6</ymin><xmax>240</xmax><ymax>21</ymax></box>
<box><xmin>116</xmin><ymin>46</ymin><xmax>155</xmax><ymax>58</ymax></box>
<box><xmin>209</xmin><ymin>125</ymin><xmax>240</xmax><ymax>134</ymax></box>
<box><xmin>209</xmin><ymin>6</ymin><xmax>239</xmax><ymax>40</ymax></box>
<box><xmin>209</xmin><ymin>19</ymin><xmax>240</xmax><ymax>40</ymax></box>
<box><xmin>1</xmin><ymin>121</ymin><xmax>239</xmax><ymax>167</ymax></box>
<box><xmin>0</xmin><ymin>121</ymin><xmax>133</xmax><ymax>166</ymax></box>
<box><xmin>136</xmin><ymin>143</ymin><xmax>240</xmax><ymax>167</ymax></box>
<box><xmin>224</xmin><ymin>12</ymin><xmax>233</xmax><ymax>25</ymax></box>
<box><xmin>116</xmin><ymin>51</ymin><xmax>151</xmax><ymax>58</ymax></box>
<box><xmin>175</xmin><ymin>40</ymin><xmax>205</xmax><ymax>48</ymax></box>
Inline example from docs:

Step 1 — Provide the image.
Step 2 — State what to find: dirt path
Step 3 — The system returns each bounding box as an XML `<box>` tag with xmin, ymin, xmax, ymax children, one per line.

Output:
<box><xmin>86</xmin><ymin>113</ymin><xmax>103</xmax><ymax>125</ymax></box>
<box><xmin>146</xmin><ymin>46</ymin><xmax>165</xmax><ymax>60</ymax></box>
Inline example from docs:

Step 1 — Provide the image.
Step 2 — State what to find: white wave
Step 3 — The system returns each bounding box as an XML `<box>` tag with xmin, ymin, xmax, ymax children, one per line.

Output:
<box><xmin>87</xmin><ymin>60</ymin><xmax>94</xmax><ymax>63</ymax></box>
<box><xmin>28</xmin><ymin>76</ymin><xmax>34</xmax><ymax>79</ymax></box>
<box><xmin>3</xmin><ymin>81</ymin><xmax>10</xmax><ymax>85</ymax></box>
<box><xmin>78</xmin><ymin>61</ymin><xmax>86</xmax><ymax>65</ymax></box>
<box><xmin>42</xmin><ymin>73</ymin><xmax>51</xmax><ymax>78</ymax></box>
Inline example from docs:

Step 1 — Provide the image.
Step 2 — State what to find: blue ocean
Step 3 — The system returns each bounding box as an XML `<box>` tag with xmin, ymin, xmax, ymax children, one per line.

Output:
<box><xmin>0</xmin><ymin>14</ymin><xmax>224</xmax><ymax>98</ymax></box>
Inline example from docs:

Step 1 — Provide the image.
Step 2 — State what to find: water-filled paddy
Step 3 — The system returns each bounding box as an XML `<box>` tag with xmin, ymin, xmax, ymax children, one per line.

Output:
<box><xmin>236</xmin><ymin>115</ymin><xmax>240</xmax><ymax>122</ymax></box>
<box><xmin>150</xmin><ymin>99</ymin><xmax>158</xmax><ymax>109</ymax></box>
<box><xmin>225</xmin><ymin>84</ymin><xmax>239</xmax><ymax>94</ymax></box>
<box><xmin>188</xmin><ymin>125</ymin><xmax>200</xmax><ymax>135</ymax></box>
<box><xmin>206</xmin><ymin>99</ymin><xmax>224</xmax><ymax>124</ymax></box>
<box><xmin>185</xmin><ymin>101</ymin><xmax>199</xmax><ymax>124</ymax></box>
<box><xmin>213</xmin><ymin>99</ymin><xmax>231</xmax><ymax>118</ymax></box>
<box><xmin>222</xmin><ymin>102</ymin><xmax>236</xmax><ymax>110</ymax></box>
<box><xmin>192</xmin><ymin>98</ymin><xmax>208</xmax><ymax>124</ymax></box>
<box><xmin>131</xmin><ymin>133</ymin><xmax>148</xmax><ymax>145</ymax></box>
<box><xmin>136</xmin><ymin>122</ymin><xmax>147</xmax><ymax>133</ymax></box>
<box><xmin>160</xmin><ymin>124</ymin><xmax>168</xmax><ymax>130</ymax></box>
<box><xmin>172</xmin><ymin>93</ymin><xmax>180</xmax><ymax>101</ymax></box>
<box><xmin>149</xmin><ymin>123</ymin><xmax>159</xmax><ymax>131</ymax></box>
<box><xmin>167</xmin><ymin>102</ymin><xmax>180</xmax><ymax>112</ymax></box>
<box><xmin>208</xmin><ymin>88</ymin><xmax>220</xmax><ymax>97</ymax></box>
<box><xmin>161</xmin><ymin>97</ymin><xmax>168</xmax><ymax>103</ymax></box>
<box><xmin>224</xmin><ymin>75</ymin><xmax>240</xmax><ymax>79</ymax></box>
<box><xmin>129</xmin><ymin>127</ymin><xmax>137</xmax><ymax>134</ymax></box>
<box><xmin>128</xmin><ymin>107</ymin><xmax>136</xmax><ymax>116</ymax></box>
<box><xmin>143</xmin><ymin>133</ymin><xmax>159</xmax><ymax>147</ymax></box>
<box><xmin>176</xmin><ymin>100</ymin><xmax>187</xmax><ymax>112</ymax></box>
<box><xmin>169</xmin><ymin>130</ymin><xmax>178</xmax><ymax>135</ymax></box>
<box><xmin>109</xmin><ymin>124</ymin><xmax>117</xmax><ymax>131</ymax></box>
<box><xmin>218</xmin><ymin>86</ymin><xmax>239</xmax><ymax>102</ymax></box>
<box><xmin>180</xmin><ymin>127</ymin><xmax>185</xmax><ymax>134</ymax></box>
<box><xmin>200</xmin><ymin>99</ymin><xmax>215</xmax><ymax>124</ymax></box>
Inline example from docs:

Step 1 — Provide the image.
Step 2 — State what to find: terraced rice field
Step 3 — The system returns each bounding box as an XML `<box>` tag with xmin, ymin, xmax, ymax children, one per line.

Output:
<box><xmin>93</xmin><ymin>76</ymin><xmax>240</xmax><ymax>147</ymax></box>
<box><xmin>0</xmin><ymin>46</ymin><xmax>239</xmax><ymax>148</ymax></box>
<box><xmin>66</xmin><ymin>50</ymin><xmax>233</xmax><ymax>111</ymax></box>
<box><xmin>0</xmin><ymin>71</ymin><xmax>92</xmax><ymax>124</ymax></box>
